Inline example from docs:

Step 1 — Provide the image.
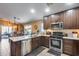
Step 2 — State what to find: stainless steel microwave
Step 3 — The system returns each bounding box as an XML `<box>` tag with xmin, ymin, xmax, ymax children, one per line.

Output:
<box><xmin>51</xmin><ymin>22</ymin><xmax>63</xmax><ymax>29</ymax></box>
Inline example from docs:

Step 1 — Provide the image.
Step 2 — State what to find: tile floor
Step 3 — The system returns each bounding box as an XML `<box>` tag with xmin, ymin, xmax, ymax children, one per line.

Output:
<box><xmin>0</xmin><ymin>39</ymin><xmax>68</xmax><ymax>56</ymax></box>
<box><xmin>0</xmin><ymin>39</ymin><xmax>10</xmax><ymax>56</ymax></box>
<box><xmin>26</xmin><ymin>46</ymin><xmax>69</xmax><ymax>56</ymax></box>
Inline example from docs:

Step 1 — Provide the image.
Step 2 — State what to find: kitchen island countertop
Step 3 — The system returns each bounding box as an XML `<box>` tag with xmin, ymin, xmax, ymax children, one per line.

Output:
<box><xmin>10</xmin><ymin>34</ymin><xmax>50</xmax><ymax>42</ymax></box>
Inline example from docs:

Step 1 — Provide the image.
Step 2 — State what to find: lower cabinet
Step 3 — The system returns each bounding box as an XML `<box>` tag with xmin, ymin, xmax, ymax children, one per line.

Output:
<box><xmin>63</xmin><ymin>39</ymin><xmax>79</xmax><ymax>56</ymax></box>
<box><xmin>31</xmin><ymin>37</ymin><xmax>40</xmax><ymax>51</ymax></box>
<box><xmin>41</xmin><ymin>36</ymin><xmax>49</xmax><ymax>48</ymax></box>
<box><xmin>31</xmin><ymin>36</ymin><xmax>50</xmax><ymax>51</ymax></box>
<box><xmin>10</xmin><ymin>40</ymin><xmax>21</xmax><ymax>56</ymax></box>
<box><xmin>10</xmin><ymin>36</ymin><xmax>50</xmax><ymax>56</ymax></box>
<box><xmin>10</xmin><ymin>39</ymin><xmax>31</xmax><ymax>56</ymax></box>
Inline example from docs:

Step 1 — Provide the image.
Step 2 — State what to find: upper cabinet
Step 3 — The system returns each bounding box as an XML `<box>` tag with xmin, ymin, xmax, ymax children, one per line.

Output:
<box><xmin>43</xmin><ymin>7</ymin><xmax>79</xmax><ymax>29</ymax></box>
<box><xmin>63</xmin><ymin>9</ymin><xmax>77</xmax><ymax>29</ymax></box>
<box><xmin>76</xmin><ymin>8</ymin><xmax>79</xmax><ymax>28</ymax></box>
<box><xmin>59</xmin><ymin>12</ymin><xmax>64</xmax><ymax>22</ymax></box>
<box><xmin>43</xmin><ymin>16</ymin><xmax>51</xmax><ymax>29</ymax></box>
<box><xmin>51</xmin><ymin>14</ymin><xmax>60</xmax><ymax>22</ymax></box>
<box><xmin>43</xmin><ymin>14</ymin><xmax>60</xmax><ymax>29</ymax></box>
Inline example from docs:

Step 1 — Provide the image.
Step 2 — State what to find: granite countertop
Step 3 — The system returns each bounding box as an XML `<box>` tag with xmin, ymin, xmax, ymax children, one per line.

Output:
<box><xmin>10</xmin><ymin>34</ymin><xmax>50</xmax><ymax>42</ymax></box>
<box><xmin>10</xmin><ymin>35</ymin><xmax>31</xmax><ymax>42</ymax></box>
<box><xmin>63</xmin><ymin>37</ymin><xmax>79</xmax><ymax>40</ymax></box>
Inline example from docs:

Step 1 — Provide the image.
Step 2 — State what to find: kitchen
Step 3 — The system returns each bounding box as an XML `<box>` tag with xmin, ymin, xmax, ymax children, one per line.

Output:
<box><xmin>0</xmin><ymin>3</ymin><xmax>79</xmax><ymax>56</ymax></box>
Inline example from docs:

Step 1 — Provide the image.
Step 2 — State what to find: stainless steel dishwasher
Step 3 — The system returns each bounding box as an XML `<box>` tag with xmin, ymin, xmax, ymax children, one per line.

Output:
<box><xmin>21</xmin><ymin>39</ymin><xmax>31</xmax><ymax>56</ymax></box>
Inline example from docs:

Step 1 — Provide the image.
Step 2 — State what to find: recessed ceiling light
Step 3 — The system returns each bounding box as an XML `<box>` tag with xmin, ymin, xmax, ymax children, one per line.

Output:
<box><xmin>30</xmin><ymin>9</ymin><xmax>35</xmax><ymax>14</ymax></box>
<box><xmin>45</xmin><ymin>7</ymin><xmax>50</xmax><ymax>13</ymax></box>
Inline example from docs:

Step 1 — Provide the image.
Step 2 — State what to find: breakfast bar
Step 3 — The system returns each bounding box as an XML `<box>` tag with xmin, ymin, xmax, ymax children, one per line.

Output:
<box><xmin>10</xmin><ymin>35</ymin><xmax>50</xmax><ymax>56</ymax></box>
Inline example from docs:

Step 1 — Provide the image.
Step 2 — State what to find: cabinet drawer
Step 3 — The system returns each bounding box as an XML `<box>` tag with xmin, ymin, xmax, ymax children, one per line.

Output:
<box><xmin>64</xmin><ymin>50</ymin><xmax>73</xmax><ymax>55</ymax></box>
<box><xmin>64</xmin><ymin>46</ymin><xmax>73</xmax><ymax>50</ymax></box>
<box><xmin>63</xmin><ymin>39</ymin><xmax>74</xmax><ymax>44</ymax></box>
<box><xmin>64</xmin><ymin>46</ymin><xmax>73</xmax><ymax>54</ymax></box>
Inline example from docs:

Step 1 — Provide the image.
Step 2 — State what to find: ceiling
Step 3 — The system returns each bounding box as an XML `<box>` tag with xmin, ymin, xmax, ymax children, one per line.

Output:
<box><xmin>0</xmin><ymin>3</ymin><xmax>79</xmax><ymax>23</ymax></box>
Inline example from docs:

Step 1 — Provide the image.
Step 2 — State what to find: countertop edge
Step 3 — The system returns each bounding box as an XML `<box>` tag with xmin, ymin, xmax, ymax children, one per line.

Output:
<box><xmin>10</xmin><ymin>35</ymin><xmax>50</xmax><ymax>42</ymax></box>
<box><xmin>63</xmin><ymin>37</ymin><xmax>79</xmax><ymax>40</ymax></box>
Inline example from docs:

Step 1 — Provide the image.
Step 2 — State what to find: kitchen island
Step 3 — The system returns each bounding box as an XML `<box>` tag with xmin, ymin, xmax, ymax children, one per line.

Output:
<box><xmin>10</xmin><ymin>34</ymin><xmax>50</xmax><ymax>56</ymax></box>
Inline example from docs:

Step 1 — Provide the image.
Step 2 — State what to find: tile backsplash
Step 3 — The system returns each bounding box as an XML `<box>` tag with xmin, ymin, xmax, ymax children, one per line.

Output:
<box><xmin>45</xmin><ymin>29</ymin><xmax>79</xmax><ymax>37</ymax></box>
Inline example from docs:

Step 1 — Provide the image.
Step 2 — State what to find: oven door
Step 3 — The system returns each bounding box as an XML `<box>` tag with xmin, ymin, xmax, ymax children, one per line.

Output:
<box><xmin>50</xmin><ymin>38</ymin><xmax>61</xmax><ymax>49</ymax></box>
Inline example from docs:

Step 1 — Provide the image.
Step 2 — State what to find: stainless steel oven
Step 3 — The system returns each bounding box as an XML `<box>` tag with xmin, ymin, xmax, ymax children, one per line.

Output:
<box><xmin>50</xmin><ymin>38</ymin><xmax>61</xmax><ymax>49</ymax></box>
<box><xmin>49</xmin><ymin>32</ymin><xmax>63</xmax><ymax>56</ymax></box>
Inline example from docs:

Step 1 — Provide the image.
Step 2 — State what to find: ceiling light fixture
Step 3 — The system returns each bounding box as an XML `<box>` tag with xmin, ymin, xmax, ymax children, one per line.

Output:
<box><xmin>45</xmin><ymin>7</ymin><xmax>50</xmax><ymax>13</ymax></box>
<box><xmin>30</xmin><ymin>9</ymin><xmax>35</xmax><ymax>14</ymax></box>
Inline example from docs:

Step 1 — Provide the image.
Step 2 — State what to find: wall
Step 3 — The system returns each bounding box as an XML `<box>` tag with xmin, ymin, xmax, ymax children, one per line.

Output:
<box><xmin>32</xmin><ymin>20</ymin><xmax>41</xmax><ymax>33</ymax></box>
<box><xmin>45</xmin><ymin>29</ymin><xmax>79</xmax><ymax>37</ymax></box>
<box><xmin>0</xmin><ymin>18</ymin><xmax>14</xmax><ymax>26</ymax></box>
<box><xmin>24</xmin><ymin>20</ymin><xmax>42</xmax><ymax>34</ymax></box>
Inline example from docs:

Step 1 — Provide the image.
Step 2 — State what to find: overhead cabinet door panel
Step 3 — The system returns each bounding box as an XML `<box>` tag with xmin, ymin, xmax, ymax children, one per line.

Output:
<box><xmin>76</xmin><ymin>8</ymin><xmax>79</xmax><ymax>28</ymax></box>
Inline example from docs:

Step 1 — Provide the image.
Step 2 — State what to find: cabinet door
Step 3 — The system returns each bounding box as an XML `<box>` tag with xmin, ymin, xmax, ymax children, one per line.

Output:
<box><xmin>59</xmin><ymin>12</ymin><xmax>64</xmax><ymax>22</ymax></box>
<box><xmin>63</xmin><ymin>39</ymin><xmax>74</xmax><ymax>55</ymax></box>
<box><xmin>45</xmin><ymin>37</ymin><xmax>49</xmax><ymax>48</ymax></box>
<box><xmin>76</xmin><ymin>8</ymin><xmax>79</xmax><ymax>28</ymax></box>
<box><xmin>43</xmin><ymin>17</ymin><xmax>47</xmax><ymax>29</ymax></box>
<box><xmin>38</xmin><ymin>36</ymin><xmax>42</xmax><ymax>46</ymax></box>
<box><xmin>11</xmin><ymin>41</ymin><xmax>21</xmax><ymax>56</ymax></box>
<box><xmin>51</xmin><ymin>14</ymin><xmax>59</xmax><ymax>23</ymax></box>
<box><xmin>70</xmin><ymin>9</ymin><xmax>77</xmax><ymax>29</ymax></box>
<box><xmin>31</xmin><ymin>37</ymin><xmax>39</xmax><ymax>50</ymax></box>
<box><xmin>64</xmin><ymin>11</ymin><xmax>72</xmax><ymax>29</ymax></box>
<box><xmin>15</xmin><ymin>41</ymin><xmax>21</xmax><ymax>56</ymax></box>
<box><xmin>64</xmin><ymin>9</ymin><xmax>77</xmax><ymax>29</ymax></box>
<box><xmin>43</xmin><ymin>16</ymin><xmax>51</xmax><ymax>29</ymax></box>
<box><xmin>42</xmin><ymin>36</ymin><xmax>49</xmax><ymax>48</ymax></box>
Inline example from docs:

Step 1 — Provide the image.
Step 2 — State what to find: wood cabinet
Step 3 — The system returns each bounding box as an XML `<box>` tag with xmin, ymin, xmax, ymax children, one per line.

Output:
<box><xmin>31</xmin><ymin>37</ymin><xmax>41</xmax><ymax>50</ymax></box>
<box><xmin>76</xmin><ymin>8</ymin><xmax>79</xmax><ymax>28</ymax></box>
<box><xmin>10</xmin><ymin>40</ymin><xmax>21</xmax><ymax>56</ymax></box>
<box><xmin>41</xmin><ymin>36</ymin><xmax>49</xmax><ymax>48</ymax></box>
<box><xmin>63</xmin><ymin>39</ymin><xmax>79</xmax><ymax>56</ymax></box>
<box><xmin>31</xmin><ymin>36</ymin><xmax>50</xmax><ymax>51</ymax></box>
<box><xmin>10</xmin><ymin>36</ymin><xmax>50</xmax><ymax>56</ymax></box>
<box><xmin>51</xmin><ymin>14</ymin><xmax>60</xmax><ymax>22</ymax></box>
<box><xmin>43</xmin><ymin>14</ymin><xmax>60</xmax><ymax>29</ymax></box>
<box><xmin>63</xmin><ymin>39</ymin><xmax>74</xmax><ymax>55</ymax></box>
<box><xmin>43</xmin><ymin>16</ymin><xmax>52</xmax><ymax>29</ymax></box>
<box><xmin>63</xmin><ymin>11</ymin><xmax>72</xmax><ymax>29</ymax></box>
<box><xmin>63</xmin><ymin>9</ymin><xmax>77</xmax><ymax>29</ymax></box>
<box><xmin>43</xmin><ymin>7</ymin><xmax>79</xmax><ymax>29</ymax></box>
